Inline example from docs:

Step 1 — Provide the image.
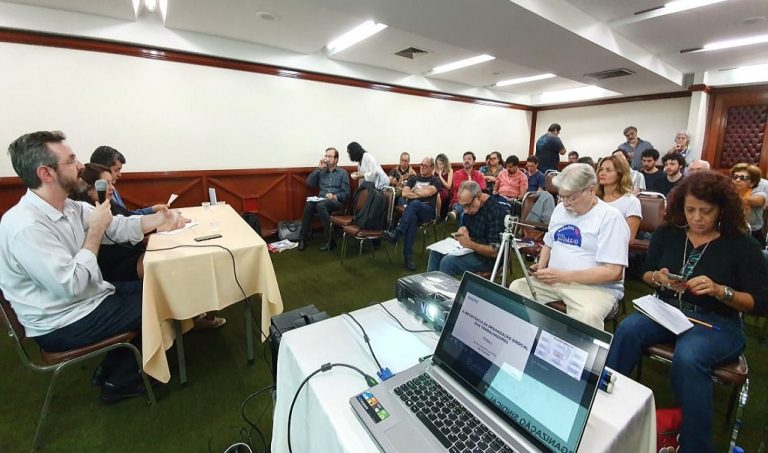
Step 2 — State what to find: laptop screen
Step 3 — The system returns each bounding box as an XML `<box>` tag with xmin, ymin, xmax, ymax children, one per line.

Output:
<box><xmin>433</xmin><ymin>273</ymin><xmax>612</xmax><ymax>453</ymax></box>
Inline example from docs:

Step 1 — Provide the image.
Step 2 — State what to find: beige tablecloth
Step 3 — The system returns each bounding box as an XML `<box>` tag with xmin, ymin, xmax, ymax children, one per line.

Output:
<box><xmin>142</xmin><ymin>204</ymin><xmax>283</xmax><ymax>382</ymax></box>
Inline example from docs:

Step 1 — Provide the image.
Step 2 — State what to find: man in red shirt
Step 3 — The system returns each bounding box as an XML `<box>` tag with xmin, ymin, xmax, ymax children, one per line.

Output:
<box><xmin>448</xmin><ymin>151</ymin><xmax>487</xmax><ymax>226</ymax></box>
<box><xmin>494</xmin><ymin>155</ymin><xmax>528</xmax><ymax>201</ymax></box>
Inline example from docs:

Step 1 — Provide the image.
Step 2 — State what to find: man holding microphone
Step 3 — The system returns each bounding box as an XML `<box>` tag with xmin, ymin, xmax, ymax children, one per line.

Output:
<box><xmin>297</xmin><ymin>147</ymin><xmax>351</xmax><ymax>251</ymax></box>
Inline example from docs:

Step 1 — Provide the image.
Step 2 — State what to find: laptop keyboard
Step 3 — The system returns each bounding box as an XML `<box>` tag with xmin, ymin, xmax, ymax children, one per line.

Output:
<box><xmin>394</xmin><ymin>373</ymin><xmax>516</xmax><ymax>453</ymax></box>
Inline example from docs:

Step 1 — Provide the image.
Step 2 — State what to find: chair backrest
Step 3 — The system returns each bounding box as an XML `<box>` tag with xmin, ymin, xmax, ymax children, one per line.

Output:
<box><xmin>0</xmin><ymin>291</ymin><xmax>35</xmax><ymax>367</ymax></box>
<box><xmin>382</xmin><ymin>186</ymin><xmax>396</xmax><ymax>231</ymax></box>
<box><xmin>544</xmin><ymin>171</ymin><xmax>559</xmax><ymax>198</ymax></box>
<box><xmin>637</xmin><ymin>192</ymin><xmax>667</xmax><ymax>234</ymax></box>
<box><xmin>519</xmin><ymin>191</ymin><xmax>540</xmax><ymax>225</ymax></box>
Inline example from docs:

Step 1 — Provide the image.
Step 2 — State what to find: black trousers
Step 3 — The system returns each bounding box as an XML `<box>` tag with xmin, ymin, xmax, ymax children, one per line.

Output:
<box><xmin>35</xmin><ymin>281</ymin><xmax>143</xmax><ymax>386</ymax></box>
<box><xmin>299</xmin><ymin>199</ymin><xmax>344</xmax><ymax>241</ymax></box>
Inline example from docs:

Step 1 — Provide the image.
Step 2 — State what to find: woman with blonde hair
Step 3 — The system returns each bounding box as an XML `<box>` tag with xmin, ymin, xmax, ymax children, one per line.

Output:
<box><xmin>435</xmin><ymin>153</ymin><xmax>453</xmax><ymax>219</ymax></box>
<box><xmin>597</xmin><ymin>154</ymin><xmax>642</xmax><ymax>239</ymax></box>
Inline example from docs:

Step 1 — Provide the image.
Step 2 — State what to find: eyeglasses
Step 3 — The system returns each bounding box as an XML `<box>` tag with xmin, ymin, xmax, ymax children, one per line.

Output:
<box><xmin>57</xmin><ymin>156</ymin><xmax>79</xmax><ymax>166</ymax></box>
<box><xmin>558</xmin><ymin>188</ymin><xmax>590</xmax><ymax>204</ymax></box>
<box><xmin>732</xmin><ymin>175</ymin><xmax>751</xmax><ymax>182</ymax></box>
<box><xmin>459</xmin><ymin>194</ymin><xmax>479</xmax><ymax>210</ymax></box>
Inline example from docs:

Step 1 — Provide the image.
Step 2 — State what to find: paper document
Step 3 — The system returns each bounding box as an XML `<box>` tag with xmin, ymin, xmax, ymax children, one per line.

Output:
<box><xmin>268</xmin><ymin>239</ymin><xmax>299</xmax><ymax>253</ymax></box>
<box><xmin>306</xmin><ymin>196</ymin><xmax>325</xmax><ymax>202</ymax></box>
<box><xmin>154</xmin><ymin>220</ymin><xmax>198</xmax><ymax>235</ymax></box>
<box><xmin>427</xmin><ymin>238</ymin><xmax>473</xmax><ymax>256</ymax></box>
<box><xmin>167</xmin><ymin>194</ymin><xmax>178</xmax><ymax>206</ymax></box>
<box><xmin>633</xmin><ymin>294</ymin><xmax>694</xmax><ymax>335</ymax></box>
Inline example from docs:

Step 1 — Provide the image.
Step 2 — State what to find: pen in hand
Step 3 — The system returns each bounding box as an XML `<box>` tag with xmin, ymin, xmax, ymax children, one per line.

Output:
<box><xmin>687</xmin><ymin>317</ymin><xmax>720</xmax><ymax>331</ymax></box>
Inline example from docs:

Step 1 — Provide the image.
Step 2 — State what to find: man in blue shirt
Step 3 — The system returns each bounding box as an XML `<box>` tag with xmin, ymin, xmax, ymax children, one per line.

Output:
<box><xmin>427</xmin><ymin>180</ymin><xmax>510</xmax><ymax>276</ymax></box>
<box><xmin>90</xmin><ymin>146</ymin><xmax>167</xmax><ymax>215</ymax></box>
<box><xmin>534</xmin><ymin>123</ymin><xmax>566</xmax><ymax>173</ymax></box>
<box><xmin>618</xmin><ymin>126</ymin><xmax>654</xmax><ymax>170</ymax></box>
<box><xmin>525</xmin><ymin>155</ymin><xmax>546</xmax><ymax>192</ymax></box>
<box><xmin>298</xmin><ymin>147</ymin><xmax>350</xmax><ymax>251</ymax></box>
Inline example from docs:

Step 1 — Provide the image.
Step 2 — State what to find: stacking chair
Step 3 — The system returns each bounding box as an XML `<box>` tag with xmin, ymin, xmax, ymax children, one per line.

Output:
<box><xmin>629</xmin><ymin>191</ymin><xmax>666</xmax><ymax>253</ymax></box>
<box><xmin>0</xmin><ymin>292</ymin><xmax>155</xmax><ymax>450</ymax></box>
<box><xmin>340</xmin><ymin>186</ymin><xmax>395</xmax><ymax>264</ymax></box>
<box><xmin>544</xmin><ymin>170</ymin><xmax>559</xmax><ymax>200</ymax></box>
<box><xmin>329</xmin><ymin>188</ymin><xmax>368</xmax><ymax>248</ymax></box>
<box><xmin>636</xmin><ymin>344</ymin><xmax>749</xmax><ymax>440</ymax></box>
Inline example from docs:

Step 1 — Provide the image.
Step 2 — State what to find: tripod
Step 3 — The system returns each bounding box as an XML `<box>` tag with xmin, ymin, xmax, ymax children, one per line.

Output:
<box><xmin>489</xmin><ymin>215</ymin><xmax>540</xmax><ymax>302</ymax></box>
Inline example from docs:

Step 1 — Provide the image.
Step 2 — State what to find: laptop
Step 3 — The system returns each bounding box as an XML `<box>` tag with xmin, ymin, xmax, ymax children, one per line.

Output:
<box><xmin>350</xmin><ymin>272</ymin><xmax>612</xmax><ymax>453</ymax></box>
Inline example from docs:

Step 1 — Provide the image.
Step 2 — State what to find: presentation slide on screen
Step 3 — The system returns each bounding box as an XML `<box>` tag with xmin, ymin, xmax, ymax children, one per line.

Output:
<box><xmin>534</xmin><ymin>331</ymin><xmax>588</xmax><ymax>381</ymax></box>
<box><xmin>453</xmin><ymin>292</ymin><xmax>538</xmax><ymax>380</ymax></box>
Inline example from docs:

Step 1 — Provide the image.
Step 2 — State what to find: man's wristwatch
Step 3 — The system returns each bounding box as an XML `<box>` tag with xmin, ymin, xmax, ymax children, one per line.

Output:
<box><xmin>720</xmin><ymin>285</ymin><xmax>734</xmax><ymax>302</ymax></box>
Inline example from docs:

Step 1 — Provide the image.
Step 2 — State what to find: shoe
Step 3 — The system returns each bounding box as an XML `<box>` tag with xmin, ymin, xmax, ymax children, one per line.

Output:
<box><xmin>298</xmin><ymin>240</ymin><xmax>306</xmax><ymax>251</ymax></box>
<box><xmin>404</xmin><ymin>256</ymin><xmax>416</xmax><ymax>271</ymax></box>
<box><xmin>91</xmin><ymin>366</ymin><xmax>109</xmax><ymax>387</ymax></box>
<box><xmin>319</xmin><ymin>240</ymin><xmax>336</xmax><ymax>252</ymax></box>
<box><xmin>383</xmin><ymin>230</ymin><xmax>399</xmax><ymax>245</ymax></box>
<box><xmin>193</xmin><ymin>314</ymin><xmax>227</xmax><ymax>330</ymax></box>
<box><xmin>100</xmin><ymin>376</ymin><xmax>159</xmax><ymax>405</ymax></box>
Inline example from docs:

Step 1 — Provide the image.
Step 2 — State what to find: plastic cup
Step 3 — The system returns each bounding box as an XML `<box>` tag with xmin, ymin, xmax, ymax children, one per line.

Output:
<box><xmin>202</xmin><ymin>202</ymin><xmax>210</xmax><ymax>210</ymax></box>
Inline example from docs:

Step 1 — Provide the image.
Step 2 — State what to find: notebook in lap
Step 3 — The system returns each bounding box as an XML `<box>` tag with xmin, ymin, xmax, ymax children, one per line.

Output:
<box><xmin>350</xmin><ymin>272</ymin><xmax>612</xmax><ymax>453</ymax></box>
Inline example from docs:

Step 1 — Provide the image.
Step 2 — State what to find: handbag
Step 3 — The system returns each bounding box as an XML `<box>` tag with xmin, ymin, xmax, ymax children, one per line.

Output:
<box><xmin>277</xmin><ymin>220</ymin><xmax>302</xmax><ymax>241</ymax></box>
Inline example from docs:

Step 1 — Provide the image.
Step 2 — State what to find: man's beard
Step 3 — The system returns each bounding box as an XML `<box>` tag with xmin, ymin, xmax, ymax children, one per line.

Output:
<box><xmin>57</xmin><ymin>170</ymin><xmax>86</xmax><ymax>196</ymax></box>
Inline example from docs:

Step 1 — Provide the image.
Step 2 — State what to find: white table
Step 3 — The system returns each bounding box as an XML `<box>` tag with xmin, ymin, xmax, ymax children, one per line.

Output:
<box><xmin>271</xmin><ymin>300</ymin><xmax>656</xmax><ymax>453</ymax></box>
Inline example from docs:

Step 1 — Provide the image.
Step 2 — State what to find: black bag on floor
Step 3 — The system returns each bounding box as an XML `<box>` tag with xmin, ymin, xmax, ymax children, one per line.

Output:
<box><xmin>277</xmin><ymin>220</ymin><xmax>302</xmax><ymax>241</ymax></box>
<box><xmin>353</xmin><ymin>181</ymin><xmax>387</xmax><ymax>230</ymax></box>
<box><xmin>241</xmin><ymin>212</ymin><xmax>262</xmax><ymax>236</ymax></box>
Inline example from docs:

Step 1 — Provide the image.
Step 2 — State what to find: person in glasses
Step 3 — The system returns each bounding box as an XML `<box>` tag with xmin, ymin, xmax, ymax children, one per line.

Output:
<box><xmin>730</xmin><ymin>163</ymin><xmax>766</xmax><ymax>247</ymax></box>
<box><xmin>607</xmin><ymin>171</ymin><xmax>767</xmax><ymax>453</ymax></box>
<box><xmin>652</xmin><ymin>152</ymin><xmax>685</xmax><ymax>196</ymax></box>
<box><xmin>427</xmin><ymin>180</ymin><xmax>510</xmax><ymax>276</ymax></box>
<box><xmin>0</xmin><ymin>131</ymin><xmax>187</xmax><ymax>403</ymax></box>
<box><xmin>508</xmin><ymin>163</ymin><xmax>629</xmax><ymax>330</ymax></box>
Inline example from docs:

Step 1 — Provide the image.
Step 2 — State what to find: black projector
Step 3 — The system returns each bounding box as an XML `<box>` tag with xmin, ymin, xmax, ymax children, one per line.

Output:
<box><xmin>395</xmin><ymin>272</ymin><xmax>460</xmax><ymax>331</ymax></box>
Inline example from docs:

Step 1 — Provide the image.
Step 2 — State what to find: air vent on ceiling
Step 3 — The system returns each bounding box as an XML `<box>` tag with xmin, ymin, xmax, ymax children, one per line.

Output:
<box><xmin>583</xmin><ymin>68</ymin><xmax>635</xmax><ymax>80</ymax></box>
<box><xmin>394</xmin><ymin>47</ymin><xmax>430</xmax><ymax>60</ymax></box>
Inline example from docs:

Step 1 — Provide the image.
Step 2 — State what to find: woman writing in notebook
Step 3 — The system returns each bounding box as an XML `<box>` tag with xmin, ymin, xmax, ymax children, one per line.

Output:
<box><xmin>607</xmin><ymin>171</ymin><xmax>767</xmax><ymax>453</ymax></box>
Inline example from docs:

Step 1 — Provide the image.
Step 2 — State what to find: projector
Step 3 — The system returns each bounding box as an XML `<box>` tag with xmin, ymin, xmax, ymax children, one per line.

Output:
<box><xmin>395</xmin><ymin>272</ymin><xmax>460</xmax><ymax>331</ymax></box>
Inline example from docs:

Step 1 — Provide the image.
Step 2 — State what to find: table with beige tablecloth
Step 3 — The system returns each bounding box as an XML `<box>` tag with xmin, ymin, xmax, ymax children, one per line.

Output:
<box><xmin>142</xmin><ymin>204</ymin><xmax>283</xmax><ymax>382</ymax></box>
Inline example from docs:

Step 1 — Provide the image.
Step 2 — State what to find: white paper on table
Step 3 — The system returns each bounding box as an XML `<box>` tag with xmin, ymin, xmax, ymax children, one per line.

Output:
<box><xmin>427</xmin><ymin>237</ymin><xmax>474</xmax><ymax>256</ymax></box>
<box><xmin>167</xmin><ymin>194</ymin><xmax>179</xmax><ymax>206</ymax></box>
<box><xmin>306</xmin><ymin>196</ymin><xmax>325</xmax><ymax>202</ymax></box>
<box><xmin>633</xmin><ymin>294</ymin><xmax>694</xmax><ymax>335</ymax></box>
<box><xmin>153</xmin><ymin>220</ymin><xmax>198</xmax><ymax>235</ymax></box>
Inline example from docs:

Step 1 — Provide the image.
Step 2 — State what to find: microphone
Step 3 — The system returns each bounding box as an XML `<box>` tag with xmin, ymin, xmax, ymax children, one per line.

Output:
<box><xmin>95</xmin><ymin>179</ymin><xmax>108</xmax><ymax>204</ymax></box>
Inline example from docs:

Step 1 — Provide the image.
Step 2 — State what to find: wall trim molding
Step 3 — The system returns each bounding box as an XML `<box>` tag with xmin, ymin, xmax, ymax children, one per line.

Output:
<box><xmin>533</xmin><ymin>91</ymin><xmax>691</xmax><ymax>111</ymax></box>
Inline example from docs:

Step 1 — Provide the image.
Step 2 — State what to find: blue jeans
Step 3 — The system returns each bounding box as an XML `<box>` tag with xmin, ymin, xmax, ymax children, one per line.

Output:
<box><xmin>427</xmin><ymin>250</ymin><xmax>494</xmax><ymax>277</ymax></box>
<box><xmin>396</xmin><ymin>200</ymin><xmax>435</xmax><ymax>258</ymax></box>
<box><xmin>35</xmin><ymin>281</ymin><xmax>144</xmax><ymax>386</ymax></box>
<box><xmin>606</xmin><ymin>310</ymin><xmax>745</xmax><ymax>453</ymax></box>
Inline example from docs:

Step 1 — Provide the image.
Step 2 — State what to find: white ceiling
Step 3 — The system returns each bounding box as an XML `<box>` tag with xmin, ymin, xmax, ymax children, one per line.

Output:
<box><xmin>2</xmin><ymin>0</ymin><xmax>768</xmax><ymax>105</ymax></box>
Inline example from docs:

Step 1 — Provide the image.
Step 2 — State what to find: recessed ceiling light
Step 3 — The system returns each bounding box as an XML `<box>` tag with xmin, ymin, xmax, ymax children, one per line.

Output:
<box><xmin>326</xmin><ymin>20</ymin><xmax>388</xmax><ymax>55</ymax></box>
<box><xmin>681</xmin><ymin>33</ymin><xmax>768</xmax><ymax>53</ymax></box>
<box><xmin>494</xmin><ymin>73</ymin><xmax>556</xmax><ymax>87</ymax></box>
<box><xmin>255</xmin><ymin>11</ymin><xmax>279</xmax><ymax>21</ymax></box>
<box><xmin>741</xmin><ymin>16</ymin><xmax>766</xmax><ymax>26</ymax></box>
<box><xmin>429</xmin><ymin>55</ymin><xmax>495</xmax><ymax>75</ymax></box>
<box><xmin>613</xmin><ymin>0</ymin><xmax>727</xmax><ymax>26</ymax></box>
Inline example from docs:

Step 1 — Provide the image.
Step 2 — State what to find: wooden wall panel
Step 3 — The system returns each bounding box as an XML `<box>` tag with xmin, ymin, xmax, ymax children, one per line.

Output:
<box><xmin>702</xmin><ymin>85</ymin><xmax>768</xmax><ymax>173</ymax></box>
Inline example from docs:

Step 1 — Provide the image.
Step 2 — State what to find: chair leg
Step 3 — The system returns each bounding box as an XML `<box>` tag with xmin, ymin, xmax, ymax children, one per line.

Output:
<box><xmin>32</xmin><ymin>365</ymin><xmax>64</xmax><ymax>451</ymax></box>
<box><xmin>358</xmin><ymin>239</ymin><xmax>364</xmax><ymax>257</ymax></box>
<box><xmin>635</xmin><ymin>356</ymin><xmax>643</xmax><ymax>381</ymax></box>
<box><xmin>728</xmin><ymin>379</ymin><xmax>749</xmax><ymax>449</ymax></box>
<box><xmin>340</xmin><ymin>232</ymin><xmax>348</xmax><ymax>265</ymax></box>
<box><xmin>124</xmin><ymin>342</ymin><xmax>157</xmax><ymax>406</ymax></box>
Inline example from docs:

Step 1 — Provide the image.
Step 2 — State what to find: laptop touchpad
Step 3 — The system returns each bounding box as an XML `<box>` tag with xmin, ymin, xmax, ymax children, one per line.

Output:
<box><xmin>385</xmin><ymin>424</ymin><xmax>436</xmax><ymax>451</ymax></box>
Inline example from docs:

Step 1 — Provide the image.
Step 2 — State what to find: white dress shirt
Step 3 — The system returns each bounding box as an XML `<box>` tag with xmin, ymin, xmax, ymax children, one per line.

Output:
<box><xmin>0</xmin><ymin>190</ymin><xmax>144</xmax><ymax>336</ymax></box>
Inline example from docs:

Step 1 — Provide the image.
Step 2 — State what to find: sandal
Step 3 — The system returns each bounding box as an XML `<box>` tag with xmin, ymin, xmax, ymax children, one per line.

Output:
<box><xmin>193</xmin><ymin>313</ymin><xmax>227</xmax><ymax>330</ymax></box>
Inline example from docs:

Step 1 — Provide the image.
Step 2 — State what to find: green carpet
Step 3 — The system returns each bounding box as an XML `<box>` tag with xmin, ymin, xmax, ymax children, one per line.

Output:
<box><xmin>1</xmin><ymin>229</ymin><xmax>766</xmax><ymax>452</ymax></box>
